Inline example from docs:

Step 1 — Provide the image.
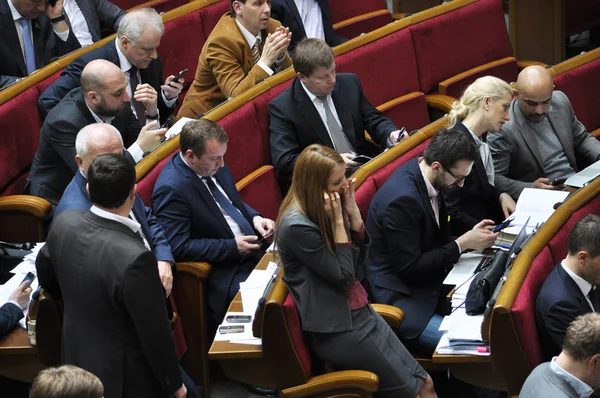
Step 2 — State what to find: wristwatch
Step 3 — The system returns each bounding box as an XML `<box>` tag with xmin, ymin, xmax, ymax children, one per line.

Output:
<box><xmin>49</xmin><ymin>14</ymin><xmax>66</xmax><ymax>23</ymax></box>
<box><xmin>145</xmin><ymin>111</ymin><xmax>159</xmax><ymax>121</ymax></box>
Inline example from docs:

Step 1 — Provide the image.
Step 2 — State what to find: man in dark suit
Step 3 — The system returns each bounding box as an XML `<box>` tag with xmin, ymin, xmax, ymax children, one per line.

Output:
<box><xmin>270</xmin><ymin>0</ymin><xmax>346</xmax><ymax>53</ymax></box>
<box><xmin>38</xmin><ymin>7</ymin><xmax>183</xmax><ymax>123</ymax></box>
<box><xmin>28</xmin><ymin>59</ymin><xmax>166</xmax><ymax>206</ymax></box>
<box><xmin>152</xmin><ymin>119</ymin><xmax>275</xmax><ymax>336</ymax></box>
<box><xmin>0</xmin><ymin>0</ymin><xmax>80</xmax><ymax>89</ymax></box>
<box><xmin>62</xmin><ymin>0</ymin><xmax>125</xmax><ymax>46</ymax></box>
<box><xmin>0</xmin><ymin>279</ymin><xmax>31</xmax><ymax>337</ymax></box>
<box><xmin>365</xmin><ymin>129</ymin><xmax>498</xmax><ymax>356</ymax></box>
<box><xmin>269</xmin><ymin>38</ymin><xmax>407</xmax><ymax>186</ymax></box>
<box><xmin>536</xmin><ymin>214</ymin><xmax>600</xmax><ymax>362</ymax></box>
<box><xmin>36</xmin><ymin>154</ymin><xmax>187</xmax><ymax>398</ymax></box>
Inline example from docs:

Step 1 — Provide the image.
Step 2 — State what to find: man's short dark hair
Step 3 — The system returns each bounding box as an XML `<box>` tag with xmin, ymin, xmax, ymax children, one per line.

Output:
<box><xmin>423</xmin><ymin>128</ymin><xmax>478</xmax><ymax>169</ymax></box>
<box><xmin>563</xmin><ymin>313</ymin><xmax>600</xmax><ymax>362</ymax></box>
<box><xmin>292</xmin><ymin>38</ymin><xmax>335</xmax><ymax>77</ymax></box>
<box><xmin>568</xmin><ymin>214</ymin><xmax>600</xmax><ymax>258</ymax></box>
<box><xmin>180</xmin><ymin>119</ymin><xmax>229</xmax><ymax>157</ymax></box>
<box><xmin>88</xmin><ymin>154</ymin><xmax>135</xmax><ymax>209</ymax></box>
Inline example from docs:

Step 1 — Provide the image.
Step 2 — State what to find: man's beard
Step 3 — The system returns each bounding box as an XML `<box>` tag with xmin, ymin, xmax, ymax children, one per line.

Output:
<box><xmin>432</xmin><ymin>172</ymin><xmax>449</xmax><ymax>193</ymax></box>
<box><xmin>94</xmin><ymin>98</ymin><xmax>125</xmax><ymax>119</ymax></box>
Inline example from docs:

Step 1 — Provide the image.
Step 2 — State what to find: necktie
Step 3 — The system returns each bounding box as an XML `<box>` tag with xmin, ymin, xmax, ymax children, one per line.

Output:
<box><xmin>19</xmin><ymin>18</ymin><xmax>36</xmax><ymax>76</ymax></box>
<box><xmin>316</xmin><ymin>96</ymin><xmax>354</xmax><ymax>154</ymax></box>
<box><xmin>202</xmin><ymin>177</ymin><xmax>255</xmax><ymax>236</ymax></box>
<box><xmin>588</xmin><ymin>287</ymin><xmax>598</xmax><ymax>311</ymax></box>
<box><xmin>128</xmin><ymin>66</ymin><xmax>146</xmax><ymax>124</ymax></box>
<box><xmin>251</xmin><ymin>39</ymin><xmax>261</xmax><ymax>65</ymax></box>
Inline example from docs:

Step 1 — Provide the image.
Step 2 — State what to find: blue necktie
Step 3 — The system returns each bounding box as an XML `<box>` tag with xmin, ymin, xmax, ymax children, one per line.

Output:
<box><xmin>202</xmin><ymin>177</ymin><xmax>254</xmax><ymax>236</ymax></box>
<box><xmin>19</xmin><ymin>18</ymin><xmax>36</xmax><ymax>76</ymax></box>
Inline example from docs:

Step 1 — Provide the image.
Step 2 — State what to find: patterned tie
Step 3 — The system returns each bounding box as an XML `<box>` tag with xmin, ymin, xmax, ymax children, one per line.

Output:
<box><xmin>202</xmin><ymin>177</ymin><xmax>255</xmax><ymax>236</ymax></box>
<box><xmin>251</xmin><ymin>39</ymin><xmax>261</xmax><ymax>65</ymax></box>
<box><xmin>128</xmin><ymin>66</ymin><xmax>146</xmax><ymax>124</ymax></box>
<box><xmin>19</xmin><ymin>18</ymin><xmax>36</xmax><ymax>76</ymax></box>
<box><xmin>316</xmin><ymin>95</ymin><xmax>354</xmax><ymax>154</ymax></box>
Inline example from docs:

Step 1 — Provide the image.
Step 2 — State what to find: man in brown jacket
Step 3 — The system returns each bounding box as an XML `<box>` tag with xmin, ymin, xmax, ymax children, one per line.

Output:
<box><xmin>177</xmin><ymin>0</ymin><xmax>292</xmax><ymax>119</ymax></box>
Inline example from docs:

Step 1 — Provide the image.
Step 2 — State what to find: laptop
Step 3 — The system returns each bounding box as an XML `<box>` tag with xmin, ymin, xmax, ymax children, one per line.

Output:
<box><xmin>565</xmin><ymin>158</ymin><xmax>600</xmax><ymax>188</ymax></box>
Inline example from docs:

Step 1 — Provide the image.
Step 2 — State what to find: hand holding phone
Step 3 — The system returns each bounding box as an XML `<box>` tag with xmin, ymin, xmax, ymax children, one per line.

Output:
<box><xmin>352</xmin><ymin>155</ymin><xmax>372</xmax><ymax>164</ymax></box>
<box><xmin>21</xmin><ymin>272</ymin><xmax>36</xmax><ymax>285</ymax></box>
<box><xmin>492</xmin><ymin>216</ymin><xmax>514</xmax><ymax>233</ymax></box>
<box><xmin>551</xmin><ymin>177</ymin><xmax>567</xmax><ymax>186</ymax></box>
<box><xmin>255</xmin><ymin>231</ymin><xmax>274</xmax><ymax>244</ymax></box>
<box><xmin>172</xmin><ymin>68</ymin><xmax>188</xmax><ymax>84</ymax></box>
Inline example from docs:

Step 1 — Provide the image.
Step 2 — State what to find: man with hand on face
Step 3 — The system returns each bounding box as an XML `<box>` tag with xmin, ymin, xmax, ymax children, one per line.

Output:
<box><xmin>152</xmin><ymin>119</ymin><xmax>275</xmax><ymax>338</ymax></box>
<box><xmin>365</xmin><ymin>129</ymin><xmax>499</xmax><ymax>357</ymax></box>
<box><xmin>488</xmin><ymin>65</ymin><xmax>600</xmax><ymax>199</ymax></box>
<box><xmin>28</xmin><ymin>59</ymin><xmax>167</xmax><ymax>206</ymax></box>
<box><xmin>177</xmin><ymin>0</ymin><xmax>292</xmax><ymax>118</ymax></box>
<box><xmin>38</xmin><ymin>7</ymin><xmax>183</xmax><ymax>125</ymax></box>
<box><xmin>0</xmin><ymin>0</ymin><xmax>80</xmax><ymax>89</ymax></box>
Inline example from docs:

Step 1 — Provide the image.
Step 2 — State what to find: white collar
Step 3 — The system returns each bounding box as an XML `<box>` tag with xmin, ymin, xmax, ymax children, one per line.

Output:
<box><xmin>419</xmin><ymin>162</ymin><xmax>438</xmax><ymax>199</ymax></box>
<box><xmin>300</xmin><ymin>80</ymin><xmax>321</xmax><ymax>102</ymax></box>
<box><xmin>90</xmin><ymin>205</ymin><xmax>141</xmax><ymax>234</ymax></box>
<box><xmin>85</xmin><ymin>103</ymin><xmax>115</xmax><ymax>125</ymax></box>
<box><xmin>179</xmin><ymin>152</ymin><xmax>213</xmax><ymax>180</ymax></box>
<box><xmin>550</xmin><ymin>357</ymin><xmax>594</xmax><ymax>398</ymax></box>
<box><xmin>7</xmin><ymin>0</ymin><xmax>24</xmax><ymax>21</ymax></box>
<box><xmin>114</xmin><ymin>37</ymin><xmax>133</xmax><ymax>73</ymax></box>
<box><xmin>462</xmin><ymin>124</ymin><xmax>483</xmax><ymax>147</ymax></box>
<box><xmin>561</xmin><ymin>260</ymin><xmax>594</xmax><ymax>298</ymax></box>
<box><xmin>235</xmin><ymin>18</ymin><xmax>261</xmax><ymax>49</ymax></box>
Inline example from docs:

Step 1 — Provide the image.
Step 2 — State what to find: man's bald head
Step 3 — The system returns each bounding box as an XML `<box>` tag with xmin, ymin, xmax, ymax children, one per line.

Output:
<box><xmin>80</xmin><ymin>60</ymin><xmax>130</xmax><ymax>119</ymax></box>
<box><xmin>81</xmin><ymin>60</ymin><xmax>124</xmax><ymax>93</ymax></box>
<box><xmin>515</xmin><ymin>65</ymin><xmax>555</xmax><ymax>123</ymax></box>
<box><xmin>75</xmin><ymin>124</ymin><xmax>124</xmax><ymax>176</ymax></box>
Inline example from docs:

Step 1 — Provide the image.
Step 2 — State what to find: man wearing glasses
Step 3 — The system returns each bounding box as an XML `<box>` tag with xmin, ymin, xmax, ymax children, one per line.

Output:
<box><xmin>364</xmin><ymin>129</ymin><xmax>499</xmax><ymax>357</ymax></box>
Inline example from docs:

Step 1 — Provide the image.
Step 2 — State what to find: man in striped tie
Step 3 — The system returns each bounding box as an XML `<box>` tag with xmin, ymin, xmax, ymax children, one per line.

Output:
<box><xmin>177</xmin><ymin>0</ymin><xmax>293</xmax><ymax>119</ymax></box>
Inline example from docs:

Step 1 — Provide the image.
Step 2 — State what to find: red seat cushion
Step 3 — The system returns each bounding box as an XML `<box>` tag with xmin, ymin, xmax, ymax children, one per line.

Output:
<box><xmin>328</xmin><ymin>0</ymin><xmax>387</xmax><ymax>24</ymax></box>
<box><xmin>440</xmin><ymin>58</ymin><xmax>519</xmax><ymax>99</ymax></box>
<box><xmin>283</xmin><ymin>294</ymin><xmax>312</xmax><ymax>378</ymax></box>
<box><xmin>410</xmin><ymin>0</ymin><xmax>513</xmax><ymax>93</ymax></box>
<box><xmin>237</xmin><ymin>166</ymin><xmax>283</xmax><ymax>221</ymax></box>
<box><xmin>380</xmin><ymin>93</ymin><xmax>429</xmax><ymax>133</ymax></box>
<box><xmin>201</xmin><ymin>2</ymin><xmax>230</xmax><ymax>39</ymax></box>
<box><xmin>137</xmin><ymin>152</ymin><xmax>176</xmax><ymax>206</ymax></box>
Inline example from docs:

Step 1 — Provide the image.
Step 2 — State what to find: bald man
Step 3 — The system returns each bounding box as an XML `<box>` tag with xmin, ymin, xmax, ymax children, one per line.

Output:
<box><xmin>28</xmin><ymin>59</ymin><xmax>167</xmax><ymax>206</ymax></box>
<box><xmin>488</xmin><ymin>65</ymin><xmax>600</xmax><ymax>199</ymax></box>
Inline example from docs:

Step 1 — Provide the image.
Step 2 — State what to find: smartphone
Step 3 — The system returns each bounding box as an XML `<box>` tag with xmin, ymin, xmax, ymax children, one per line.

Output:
<box><xmin>21</xmin><ymin>272</ymin><xmax>35</xmax><ymax>285</ymax></box>
<box><xmin>218</xmin><ymin>325</ymin><xmax>245</xmax><ymax>334</ymax></box>
<box><xmin>256</xmin><ymin>231</ymin><xmax>274</xmax><ymax>244</ymax></box>
<box><xmin>173</xmin><ymin>68</ymin><xmax>188</xmax><ymax>83</ymax></box>
<box><xmin>551</xmin><ymin>177</ymin><xmax>567</xmax><ymax>186</ymax></box>
<box><xmin>492</xmin><ymin>216</ymin><xmax>515</xmax><ymax>233</ymax></box>
<box><xmin>352</xmin><ymin>155</ymin><xmax>373</xmax><ymax>164</ymax></box>
<box><xmin>225</xmin><ymin>315</ymin><xmax>252</xmax><ymax>324</ymax></box>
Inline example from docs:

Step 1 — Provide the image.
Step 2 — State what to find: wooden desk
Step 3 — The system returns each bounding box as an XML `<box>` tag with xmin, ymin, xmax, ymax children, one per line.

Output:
<box><xmin>0</xmin><ymin>327</ymin><xmax>44</xmax><ymax>382</ymax></box>
<box><xmin>208</xmin><ymin>253</ymin><xmax>279</xmax><ymax>388</ymax></box>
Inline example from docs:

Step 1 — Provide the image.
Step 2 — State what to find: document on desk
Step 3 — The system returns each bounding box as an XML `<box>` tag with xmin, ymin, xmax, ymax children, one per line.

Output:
<box><xmin>445</xmin><ymin>308</ymin><xmax>485</xmax><ymax>342</ymax></box>
<box><xmin>504</xmin><ymin>188</ymin><xmax>569</xmax><ymax>234</ymax></box>
<box><xmin>239</xmin><ymin>262</ymin><xmax>278</xmax><ymax>312</ymax></box>
<box><xmin>436</xmin><ymin>333</ymin><xmax>490</xmax><ymax>356</ymax></box>
<box><xmin>443</xmin><ymin>253</ymin><xmax>486</xmax><ymax>286</ymax></box>
<box><xmin>213</xmin><ymin>312</ymin><xmax>261</xmax><ymax>345</ymax></box>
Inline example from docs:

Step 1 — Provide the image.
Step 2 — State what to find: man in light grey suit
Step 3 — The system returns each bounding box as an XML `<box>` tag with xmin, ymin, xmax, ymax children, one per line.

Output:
<box><xmin>63</xmin><ymin>0</ymin><xmax>126</xmax><ymax>46</ymax></box>
<box><xmin>521</xmin><ymin>312</ymin><xmax>600</xmax><ymax>398</ymax></box>
<box><xmin>488</xmin><ymin>65</ymin><xmax>600</xmax><ymax>199</ymax></box>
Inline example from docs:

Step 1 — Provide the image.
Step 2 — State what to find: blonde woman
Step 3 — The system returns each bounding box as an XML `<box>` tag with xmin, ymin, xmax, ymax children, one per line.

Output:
<box><xmin>275</xmin><ymin>144</ymin><xmax>436</xmax><ymax>398</ymax></box>
<box><xmin>444</xmin><ymin>76</ymin><xmax>516</xmax><ymax>235</ymax></box>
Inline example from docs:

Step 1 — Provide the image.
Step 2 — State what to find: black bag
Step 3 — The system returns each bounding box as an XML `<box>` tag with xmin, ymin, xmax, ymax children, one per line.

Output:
<box><xmin>465</xmin><ymin>251</ymin><xmax>508</xmax><ymax>315</ymax></box>
<box><xmin>0</xmin><ymin>241</ymin><xmax>33</xmax><ymax>278</ymax></box>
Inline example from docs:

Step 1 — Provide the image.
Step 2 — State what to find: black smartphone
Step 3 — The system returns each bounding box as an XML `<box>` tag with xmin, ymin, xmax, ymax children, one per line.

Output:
<box><xmin>21</xmin><ymin>272</ymin><xmax>35</xmax><ymax>285</ymax></box>
<box><xmin>173</xmin><ymin>68</ymin><xmax>188</xmax><ymax>83</ymax></box>
<box><xmin>492</xmin><ymin>216</ymin><xmax>514</xmax><ymax>233</ymax></box>
<box><xmin>225</xmin><ymin>315</ymin><xmax>252</xmax><ymax>323</ymax></box>
<box><xmin>256</xmin><ymin>231</ymin><xmax>274</xmax><ymax>244</ymax></box>
<box><xmin>352</xmin><ymin>155</ymin><xmax>372</xmax><ymax>164</ymax></box>
<box><xmin>218</xmin><ymin>325</ymin><xmax>245</xmax><ymax>334</ymax></box>
<box><xmin>551</xmin><ymin>177</ymin><xmax>567</xmax><ymax>186</ymax></box>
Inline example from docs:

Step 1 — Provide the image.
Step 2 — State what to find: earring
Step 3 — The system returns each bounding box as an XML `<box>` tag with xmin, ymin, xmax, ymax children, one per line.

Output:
<box><xmin>485</xmin><ymin>106</ymin><xmax>489</xmax><ymax>111</ymax></box>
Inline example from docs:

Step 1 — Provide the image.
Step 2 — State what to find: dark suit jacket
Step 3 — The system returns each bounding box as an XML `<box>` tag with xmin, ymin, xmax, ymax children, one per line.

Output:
<box><xmin>28</xmin><ymin>87</ymin><xmax>139</xmax><ymax>205</ymax></box>
<box><xmin>37</xmin><ymin>39</ymin><xmax>172</xmax><ymax>122</ymax></box>
<box><xmin>365</xmin><ymin>158</ymin><xmax>460</xmax><ymax>340</ymax></box>
<box><xmin>55</xmin><ymin>170</ymin><xmax>174</xmax><ymax>263</ymax></box>
<box><xmin>536</xmin><ymin>263</ymin><xmax>600</xmax><ymax>362</ymax></box>
<box><xmin>36</xmin><ymin>210</ymin><xmax>182</xmax><ymax>398</ymax></box>
<box><xmin>444</xmin><ymin>122</ymin><xmax>504</xmax><ymax>235</ymax></box>
<box><xmin>65</xmin><ymin>0</ymin><xmax>125</xmax><ymax>43</ymax></box>
<box><xmin>270</xmin><ymin>0</ymin><xmax>346</xmax><ymax>53</ymax></box>
<box><xmin>269</xmin><ymin>73</ymin><xmax>398</xmax><ymax>180</ymax></box>
<box><xmin>0</xmin><ymin>0</ymin><xmax>80</xmax><ymax>89</ymax></box>
<box><xmin>152</xmin><ymin>154</ymin><xmax>261</xmax><ymax>320</ymax></box>
<box><xmin>0</xmin><ymin>302</ymin><xmax>23</xmax><ymax>337</ymax></box>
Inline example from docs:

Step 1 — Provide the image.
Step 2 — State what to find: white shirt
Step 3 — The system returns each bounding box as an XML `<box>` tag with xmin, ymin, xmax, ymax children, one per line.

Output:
<box><xmin>561</xmin><ymin>261</ymin><xmax>595</xmax><ymax>311</ymax></box>
<box><xmin>234</xmin><ymin>18</ymin><xmax>274</xmax><ymax>76</ymax></box>
<box><xmin>180</xmin><ymin>153</ymin><xmax>245</xmax><ymax>238</ymax></box>
<box><xmin>90</xmin><ymin>205</ymin><xmax>150</xmax><ymax>250</ymax></box>
<box><xmin>294</xmin><ymin>0</ymin><xmax>325</xmax><ymax>41</ymax></box>
<box><xmin>7</xmin><ymin>0</ymin><xmax>70</xmax><ymax>74</ymax></box>
<box><xmin>63</xmin><ymin>0</ymin><xmax>92</xmax><ymax>46</ymax></box>
<box><xmin>550</xmin><ymin>357</ymin><xmax>594</xmax><ymax>398</ymax></box>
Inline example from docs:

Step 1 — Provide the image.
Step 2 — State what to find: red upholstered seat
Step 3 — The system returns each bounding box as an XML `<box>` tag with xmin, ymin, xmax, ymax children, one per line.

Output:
<box><xmin>553</xmin><ymin>57</ymin><xmax>600</xmax><ymax>134</ymax></box>
<box><xmin>237</xmin><ymin>166</ymin><xmax>283</xmax><ymax>221</ymax></box>
<box><xmin>201</xmin><ymin>1</ymin><xmax>230</xmax><ymax>38</ymax></box>
<box><xmin>410</xmin><ymin>0</ymin><xmax>515</xmax><ymax>94</ymax></box>
<box><xmin>137</xmin><ymin>152</ymin><xmax>176</xmax><ymax>206</ymax></box>
<box><xmin>379</xmin><ymin>93</ymin><xmax>429</xmax><ymax>133</ymax></box>
<box><xmin>335</xmin><ymin>12</ymin><xmax>395</xmax><ymax>40</ymax></box>
<box><xmin>283</xmin><ymin>294</ymin><xmax>312</xmax><ymax>378</ymax></box>
<box><xmin>439</xmin><ymin>57</ymin><xmax>519</xmax><ymax>98</ymax></box>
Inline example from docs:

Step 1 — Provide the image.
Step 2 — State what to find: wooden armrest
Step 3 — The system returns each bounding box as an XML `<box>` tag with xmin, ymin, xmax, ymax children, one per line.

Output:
<box><xmin>438</xmin><ymin>57</ymin><xmax>517</xmax><ymax>95</ymax></box>
<box><xmin>235</xmin><ymin>165</ymin><xmax>273</xmax><ymax>191</ymax></box>
<box><xmin>175</xmin><ymin>262</ymin><xmax>212</xmax><ymax>279</ymax></box>
<box><xmin>0</xmin><ymin>195</ymin><xmax>52</xmax><ymax>218</ymax></box>
<box><xmin>377</xmin><ymin>92</ymin><xmax>425</xmax><ymax>113</ymax></box>
<box><xmin>425</xmin><ymin>93</ymin><xmax>457</xmax><ymax>114</ymax></box>
<box><xmin>333</xmin><ymin>9</ymin><xmax>391</xmax><ymax>30</ymax></box>
<box><xmin>591</xmin><ymin>128</ymin><xmax>600</xmax><ymax>137</ymax></box>
<box><xmin>517</xmin><ymin>60</ymin><xmax>547</xmax><ymax>70</ymax></box>
<box><xmin>280</xmin><ymin>370</ymin><xmax>379</xmax><ymax>398</ymax></box>
<box><xmin>371</xmin><ymin>303</ymin><xmax>404</xmax><ymax>328</ymax></box>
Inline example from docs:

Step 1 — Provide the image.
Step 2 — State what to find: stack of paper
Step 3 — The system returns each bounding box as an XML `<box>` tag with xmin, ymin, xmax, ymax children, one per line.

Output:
<box><xmin>443</xmin><ymin>253</ymin><xmax>486</xmax><ymax>311</ymax></box>
<box><xmin>503</xmin><ymin>188</ymin><xmax>569</xmax><ymax>235</ymax></box>
<box><xmin>437</xmin><ymin>308</ymin><xmax>489</xmax><ymax>356</ymax></box>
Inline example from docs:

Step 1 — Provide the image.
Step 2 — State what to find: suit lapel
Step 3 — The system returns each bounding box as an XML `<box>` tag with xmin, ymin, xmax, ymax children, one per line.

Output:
<box><xmin>558</xmin><ymin>265</ymin><xmax>594</xmax><ymax>312</ymax></box>
<box><xmin>132</xmin><ymin>195</ymin><xmax>153</xmax><ymax>249</ymax></box>
<box><xmin>456</xmin><ymin>123</ymin><xmax>492</xmax><ymax>196</ymax></box>
<box><xmin>0</xmin><ymin>0</ymin><xmax>27</xmax><ymax>76</ymax></box>
<box><xmin>284</xmin><ymin>0</ymin><xmax>306</xmax><ymax>37</ymax></box>
<box><xmin>331</xmin><ymin>82</ymin><xmax>357</xmax><ymax>148</ymax></box>
<box><xmin>294</xmin><ymin>79</ymin><xmax>334</xmax><ymax>147</ymax></box>
<box><xmin>411</xmin><ymin>161</ymin><xmax>439</xmax><ymax>229</ymax></box>
<box><xmin>513</xmin><ymin>102</ymin><xmax>545</xmax><ymax>170</ymax></box>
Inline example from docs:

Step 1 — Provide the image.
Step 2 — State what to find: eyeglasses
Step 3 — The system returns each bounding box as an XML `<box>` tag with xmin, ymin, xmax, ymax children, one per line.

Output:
<box><xmin>444</xmin><ymin>166</ymin><xmax>468</xmax><ymax>186</ymax></box>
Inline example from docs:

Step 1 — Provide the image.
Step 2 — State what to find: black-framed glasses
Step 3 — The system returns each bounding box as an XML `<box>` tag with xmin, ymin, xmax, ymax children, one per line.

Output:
<box><xmin>444</xmin><ymin>166</ymin><xmax>468</xmax><ymax>186</ymax></box>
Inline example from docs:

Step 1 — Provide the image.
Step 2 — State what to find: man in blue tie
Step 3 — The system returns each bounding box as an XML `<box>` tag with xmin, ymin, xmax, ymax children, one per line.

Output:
<box><xmin>152</xmin><ymin>119</ymin><xmax>275</xmax><ymax>337</ymax></box>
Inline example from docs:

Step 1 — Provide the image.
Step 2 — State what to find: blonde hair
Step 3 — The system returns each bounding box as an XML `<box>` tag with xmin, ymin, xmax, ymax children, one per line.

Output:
<box><xmin>447</xmin><ymin>76</ymin><xmax>513</xmax><ymax>128</ymax></box>
<box><xmin>31</xmin><ymin>365</ymin><xmax>103</xmax><ymax>398</ymax></box>
<box><xmin>275</xmin><ymin>144</ymin><xmax>345</xmax><ymax>252</ymax></box>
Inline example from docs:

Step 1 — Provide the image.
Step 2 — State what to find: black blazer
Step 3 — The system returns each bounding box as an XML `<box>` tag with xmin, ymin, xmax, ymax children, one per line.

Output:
<box><xmin>0</xmin><ymin>302</ymin><xmax>23</xmax><ymax>337</ymax></box>
<box><xmin>37</xmin><ymin>39</ymin><xmax>172</xmax><ymax>123</ymax></box>
<box><xmin>270</xmin><ymin>0</ymin><xmax>346</xmax><ymax>53</ymax></box>
<box><xmin>65</xmin><ymin>0</ymin><xmax>125</xmax><ymax>43</ymax></box>
<box><xmin>269</xmin><ymin>73</ymin><xmax>398</xmax><ymax>179</ymax></box>
<box><xmin>28</xmin><ymin>87</ymin><xmax>139</xmax><ymax>205</ymax></box>
<box><xmin>36</xmin><ymin>210</ymin><xmax>182</xmax><ymax>398</ymax></box>
<box><xmin>0</xmin><ymin>0</ymin><xmax>80</xmax><ymax>89</ymax></box>
<box><xmin>365</xmin><ymin>158</ymin><xmax>460</xmax><ymax>340</ymax></box>
<box><xmin>536</xmin><ymin>263</ymin><xmax>600</xmax><ymax>361</ymax></box>
<box><xmin>444</xmin><ymin>122</ymin><xmax>504</xmax><ymax>235</ymax></box>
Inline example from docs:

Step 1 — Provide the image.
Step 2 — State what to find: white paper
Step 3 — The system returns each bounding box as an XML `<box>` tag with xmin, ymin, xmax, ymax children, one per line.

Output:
<box><xmin>164</xmin><ymin>117</ymin><xmax>194</xmax><ymax>140</ymax></box>
<box><xmin>436</xmin><ymin>332</ymin><xmax>490</xmax><ymax>356</ymax></box>
<box><xmin>508</xmin><ymin>188</ymin><xmax>569</xmax><ymax>232</ymax></box>
<box><xmin>446</xmin><ymin>308</ymin><xmax>485</xmax><ymax>342</ymax></box>
<box><xmin>443</xmin><ymin>254</ymin><xmax>485</xmax><ymax>286</ymax></box>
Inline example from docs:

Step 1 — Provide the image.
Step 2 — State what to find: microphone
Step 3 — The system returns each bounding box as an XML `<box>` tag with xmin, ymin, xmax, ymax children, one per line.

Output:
<box><xmin>553</xmin><ymin>202</ymin><xmax>562</xmax><ymax>210</ymax></box>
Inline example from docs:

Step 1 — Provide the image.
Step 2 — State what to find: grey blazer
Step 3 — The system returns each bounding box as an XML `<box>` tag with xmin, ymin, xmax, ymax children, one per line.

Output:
<box><xmin>277</xmin><ymin>208</ymin><xmax>369</xmax><ymax>333</ymax></box>
<box><xmin>65</xmin><ymin>0</ymin><xmax>125</xmax><ymax>43</ymax></box>
<box><xmin>488</xmin><ymin>90</ymin><xmax>600</xmax><ymax>199</ymax></box>
<box><xmin>520</xmin><ymin>362</ymin><xmax>583</xmax><ymax>398</ymax></box>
